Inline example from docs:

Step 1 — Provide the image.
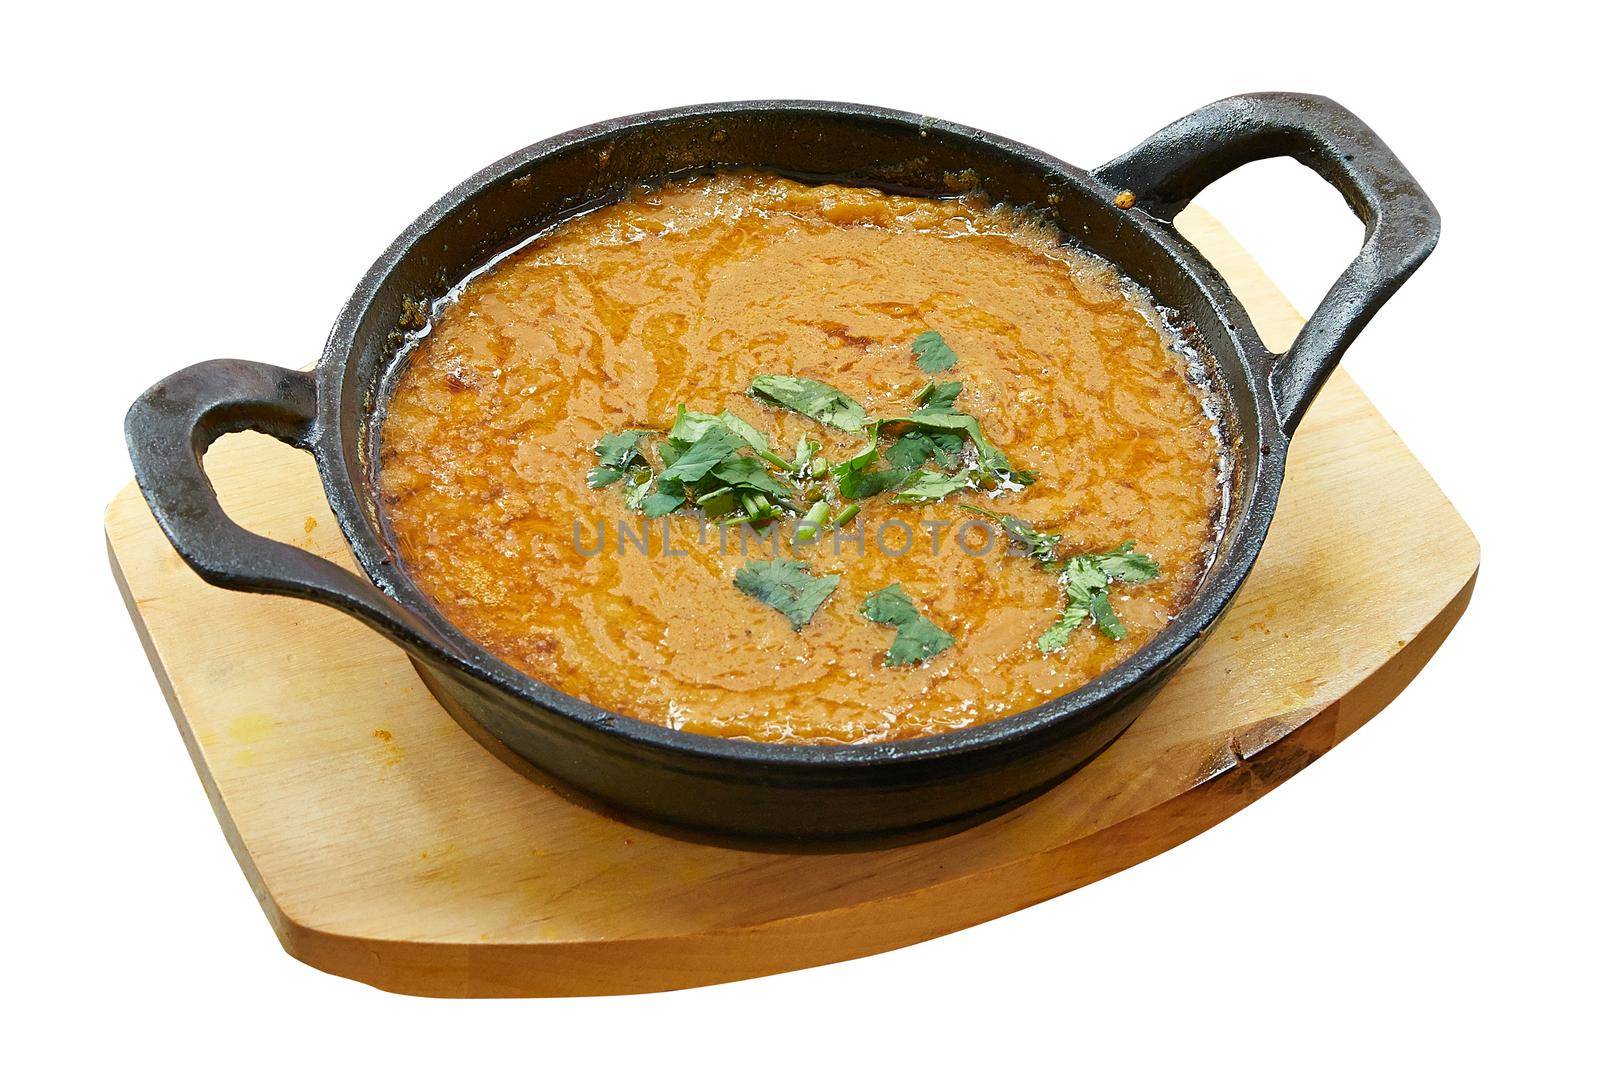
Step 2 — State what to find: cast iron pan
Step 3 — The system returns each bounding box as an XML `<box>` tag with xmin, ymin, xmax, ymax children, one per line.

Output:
<box><xmin>125</xmin><ymin>94</ymin><xmax>1438</xmax><ymax>843</ymax></box>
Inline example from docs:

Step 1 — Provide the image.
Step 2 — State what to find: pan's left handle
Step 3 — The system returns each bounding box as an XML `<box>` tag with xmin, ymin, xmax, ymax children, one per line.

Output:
<box><xmin>1094</xmin><ymin>92</ymin><xmax>1440</xmax><ymax>434</ymax></box>
<box><xmin>124</xmin><ymin>359</ymin><xmax>433</xmax><ymax>647</ymax></box>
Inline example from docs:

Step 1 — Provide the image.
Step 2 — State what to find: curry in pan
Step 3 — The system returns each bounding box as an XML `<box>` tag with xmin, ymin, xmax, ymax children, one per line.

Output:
<box><xmin>378</xmin><ymin>173</ymin><xmax>1224</xmax><ymax>743</ymax></box>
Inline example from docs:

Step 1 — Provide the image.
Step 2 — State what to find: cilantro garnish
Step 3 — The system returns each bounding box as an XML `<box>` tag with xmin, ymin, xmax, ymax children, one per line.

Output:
<box><xmin>792</xmin><ymin>436</ymin><xmax>822</xmax><ymax>478</ymax></box>
<box><xmin>911</xmin><ymin>380</ymin><xmax>963</xmax><ymax>410</ymax></box>
<box><xmin>840</xmin><ymin>467</ymin><xmax>913</xmax><ymax>500</ymax></box>
<box><xmin>958</xmin><ymin>504</ymin><xmax>1063</xmax><ymax>567</ymax></box>
<box><xmin>860</xmin><ymin>583</ymin><xmax>955</xmax><ymax>666</ymax></box>
<box><xmin>881</xmin><ymin>408</ymin><xmax>1034</xmax><ymax>490</ymax></box>
<box><xmin>883</xmin><ymin>380</ymin><xmax>965</xmax><ymax>470</ymax></box>
<box><xmin>894</xmin><ymin>469</ymin><xmax>974</xmax><ymax>504</ymax></box>
<box><xmin>830</xmin><ymin>423</ymin><xmax>909</xmax><ymax>500</ymax></box>
<box><xmin>639</xmin><ymin>480</ymin><xmax>688</xmax><ymax>518</ymax></box>
<box><xmin>749</xmin><ymin>375</ymin><xmax>868</xmax><ymax>433</ymax></box>
<box><xmin>911</xmin><ymin>330</ymin><xmax>958</xmax><ymax>373</ymax></box>
<box><xmin>588</xmin><ymin>344</ymin><xmax>1157</xmax><ymax>670</ymax></box>
<box><xmin>612</xmin><ymin>405</ymin><xmax>800</xmax><ymax>521</ymax></box>
<box><xmin>1038</xmin><ymin>542</ymin><xmax>1160</xmax><ymax>650</ymax></box>
<box><xmin>734</xmin><ymin>558</ymin><xmax>841</xmax><ymax>629</ymax></box>
<box><xmin>885</xmin><ymin>425</ymin><xmax>965</xmax><ymax>470</ymax></box>
<box><xmin>657</xmin><ymin>423</ymin><xmax>743</xmax><ymax>483</ymax></box>
<box><xmin>588</xmin><ymin>430</ymin><xmax>651</xmax><ymax>489</ymax></box>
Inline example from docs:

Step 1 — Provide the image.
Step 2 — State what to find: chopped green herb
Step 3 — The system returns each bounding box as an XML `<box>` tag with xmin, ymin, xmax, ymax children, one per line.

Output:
<box><xmin>886</xmin><ymin>381</ymin><xmax>966</xmax><ymax>469</ymax></box>
<box><xmin>911</xmin><ymin>330</ymin><xmax>959</xmax><ymax>373</ymax></box>
<box><xmin>882</xmin><ymin>408</ymin><xmax>1034</xmax><ymax>489</ymax></box>
<box><xmin>750</xmin><ymin>375</ymin><xmax>868</xmax><ymax>433</ymax></box>
<box><xmin>1092</xmin><ymin>542</ymin><xmax>1161</xmax><ymax>584</ymax></box>
<box><xmin>640</xmin><ymin>481</ymin><xmax>688</xmax><ymax>517</ymax></box>
<box><xmin>959</xmin><ymin>504</ymin><xmax>1063</xmax><ymax>567</ymax></box>
<box><xmin>885</xmin><ymin>425</ymin><xmax>965</xmax><ymax>470</ymax></box>
<box><xmin>665</xmin><ymin>406</ymin><xmax>724</xmax><ymax>444</ymax></box>
<box><xmin>1087</xmin><ymin>589</ymin><xmax>1125</xmax><ymax>640</ymax></box>
<box><xmin>634</xmin><ymin>402</ymin><xmax>800</xmax><ymax>522</ymax></box>
<box><xmin>696</xmin><ymin>485</ymin><xmax>739</xmax><ymax>521</ymax></box>
<box><xmin>833</xmin><ymin>503</ymin><xmax>860</xmax><ymax>527</ymax></box>
<box><xmin>911</xmin><ymin>380</ymin><xmax>964</xmax><ymax>411</ymax></box>
<box><xmin>658</xmin><ymin>424</ymin><xmax>743</xmax><ymax>484</ymax></box>
<box><xmin>716</xmin><ymin>409</ymin><xmax>768</xmax><ymax>451</ymax></box>
<box><xmin>660</xmin><ymin>405</ymin><xmax>793</xmax><ymax>471</ymax></box>
<box><xmin>1037</xmin><ymin>609</ymin><xmax>1087</xmax><ymax>653</ymax></box>
<box><xmin>829</xmin><ymin>423</ymin><xmax>908</xmax><ymax>500</ymax></box>
<box><xmin>621</xmin><ymin>467</ymin><xmax>656</xmax><ymax>511</ymax></box>
<box><xmin>791</xmin><ymin>435</ymin><xmax>822</xmax><ymax>479</ymax></box>
<box><xmin>705</xmin><ymin>454</ymin><xmax>792</xmax><ymax>501</ymax></box>
<box><xmin>793</xmin><ymin>500</ymin><xmax>830</xmax><ymax>545</ymax></box>
<box><xmin>861</xmin><ymin>583</ymin><xmax>955</xmax><ymax>666</ymax></box>
<box><xmin>840</xmin><ymin>467</ymin><xmax>913</xmax><ymax>500</ymax></box>
<box><xmin>734</xmin><ymin>558</ymin><xmax>841</xmax><ymax>629</ymax></box>
<box><xmin>1038</xmin><ymin>542</ymin><xmax>1160</xmax><ymax>650</ymax></box>
<box><xmin>832</xmin><ymin>424</ymin><xmax>881</xmax><ymax>475</ymax></box>
<box><xmin>894</xmin><ymin>469</ymin><xmax>974</xmax><ymax>504</ymax></box>
<box><xmin>588</xmin><ymin>430</ymin><xmax>651</xmax><ymax>488</ymax></box>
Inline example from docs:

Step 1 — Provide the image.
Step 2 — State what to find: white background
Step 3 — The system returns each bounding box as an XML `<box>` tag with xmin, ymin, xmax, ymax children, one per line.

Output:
<box><xmin>6</xmin><ymin>2</ymin><xmax>1594</xmax><ymax>1062</ymax></box>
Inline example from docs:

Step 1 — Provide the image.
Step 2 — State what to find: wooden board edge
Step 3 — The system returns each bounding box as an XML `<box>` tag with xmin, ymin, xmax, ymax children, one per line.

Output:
<box><xmin>106</xmin><ymin>527</ymin><xmax>307</xmax><ymax>958</ymax></box>
<box><xmin>262</xmin><ymin>568</ymin><xmax>1476</xmax><ymax>997</ymax></box>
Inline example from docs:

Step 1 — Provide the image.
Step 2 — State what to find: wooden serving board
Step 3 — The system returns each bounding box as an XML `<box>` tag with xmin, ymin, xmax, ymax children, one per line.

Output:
<box><xmin>106</xmin><ymin>210</ymin><xmax>1478</xmax><ymax>997</ymax></box>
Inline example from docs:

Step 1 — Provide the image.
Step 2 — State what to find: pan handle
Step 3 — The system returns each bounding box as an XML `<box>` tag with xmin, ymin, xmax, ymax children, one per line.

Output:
<box><xmin>1093</xmin><ymin>92</ymin><xmax>1439</xmax><ymax>434</ymax></box>
<box><xmin>124</xmin><ymin>359</ymin><xmax>434</xmax><ymax>646</ymax></box>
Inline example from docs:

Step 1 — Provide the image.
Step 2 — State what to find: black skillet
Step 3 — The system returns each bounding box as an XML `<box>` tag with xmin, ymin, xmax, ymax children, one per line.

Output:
<box><xmin>125</xmin><ymin>94</ymin><xmax>1438</xmax><ymax>842</ymax></box>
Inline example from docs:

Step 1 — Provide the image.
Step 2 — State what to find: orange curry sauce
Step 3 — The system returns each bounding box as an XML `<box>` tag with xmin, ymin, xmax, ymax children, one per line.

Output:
<box><xmin>378</xmin><ymin>174</ymin><xmax>1223</xmax><ymax>743</ymax></box>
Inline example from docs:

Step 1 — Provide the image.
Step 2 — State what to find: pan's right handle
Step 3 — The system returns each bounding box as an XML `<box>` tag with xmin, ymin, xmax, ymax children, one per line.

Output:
<box><xmin>1093</xmin><ymin>92</ymin><xmax>1440</xmax><ymax>434</ymax></box>
<box><xmin>125</xmin><ymin>359</ymin><xmax>432</xmax><ymax>646</ymax></box>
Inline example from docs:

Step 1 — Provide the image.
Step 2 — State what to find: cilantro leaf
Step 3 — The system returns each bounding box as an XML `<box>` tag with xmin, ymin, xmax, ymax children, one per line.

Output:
<box><xmin>861</xmin><ymin>583</ymin><xmax>955</xmax><ymax>666</ymax></box>
<box><xmin>793</xmin><ymin>435</ymin><xmax>819</xmax><ymax>473</ymax></box>
<box><xmin>1037</xmin><ymin>607</ymin><xmax>1088</xmax><ymax>652</ymax></box>
<box><xmin>588</xmin><ymin>430</ymin><xmax>651</xmax><ymax>489</ymax></box>
<box><xmin>830</xmin><ymin>423</ymin><xmax>910</xmax><ymax>500</ymax></box>
<box><xmin>667</xmin><ymin>406</ymin><xmax>727</xmax><ymax>445</ymax></box>
<box><xmin>885</xmin><ymin>381</ymin><xmax>967</xmax><ymax>469</ymax></box>
<box><xmin>911</xmin><ymin>380</ymin><xmax>964</xmax><ymax>411</ymax></box>
<box><xmin>734</xmin><ymin>559</ymin><xmax>840</xmax><ymax>629</ymax></box>
<box><xmin>719</xmin><ymin>409</ymin><xmax>799</xmax><ymax>471</ymax></box>
<box><xmin>703</xmin><ymin>454</ymin><xmax>792</xmax><ymax>500</ymax></box>
<box><xmin>1087</xmin><ymin>589</ymin><xmax>1126</xmax><ymax>640</ymax></box>
<box><xmin>894</xmin><ymin>469</ymin><xmax>974</xmax><ymax>504</ymax></box>
<box><xmin>881</xmin><ymin>408</ymin><xmax>1034</xmax><ymax>490</ymax></box>
<box><xmin>840</xmin><ymin>467</ymin><xmax>912</xmax><ymax>500</ymax></box>
<box><xmin>660</xmin><ymin>405</ymin><xmax>790</xmax><ymax>467</ymax></box>
<box><xmin>716</xmin><ymin>410</ymin><xmax>769</xmax><ymax>451</ymax></box>
<box><xmin>959</xmin><ymin>504</ymin><xmax>1063</xmax><ymax>566</ymax></box>
<box><xmin>658</xmin><ymin>424</ymin><xmax>742</xmax><ymax>483</ymax></box>
<box><xmin>750</xmin><ymin>375</ymin><xmax>868</xmax><ymax>433</ymax></box>
<box><xmin>1038</xmin><ymin>543</ymin><xmax>1160</xmax><ymax>650</ymax></box>
<box><xmin>911</xmin><ymin>330</ymin><xmax>958</xmax><ymax>373</ymax></box>
<box><xmin>610</xmin><ymin>401</ymin><xmax>802</xmax><ymax>523</ymax></box>
<box><xmin>859</xmin><ymin>583</ymin><xmax>922</xmax><ymax>627</ymax></box>
<box><xmin>1093</xmin><ymin>540</ymin><xmax>1161</xmax><ymax>583</ymax></box>
<box><xmin>832</xmin><ymin>423</ymin><xmax>881</xmax><ymax>476</ymax></box>
<box><xmin>621</xmin><ymin>467</ymin><xmax>656</xmax><ymax>511</ymax></box>
<box><xmin>886</xmin><ymin>426</ymin><xmax>965</xmax><ymax>470</ymax></box>
<box><xmin>640</xmin><ymin>481</ymin><xmax>688</xmax><ymax>517</ymax></box>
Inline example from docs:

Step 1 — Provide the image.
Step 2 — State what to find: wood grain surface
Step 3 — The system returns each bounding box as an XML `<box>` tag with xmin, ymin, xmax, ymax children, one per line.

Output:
<box><xmin>106</xmin><ymin>209</ymin><xmax>1479</xmax><ymax>996</ymax></box>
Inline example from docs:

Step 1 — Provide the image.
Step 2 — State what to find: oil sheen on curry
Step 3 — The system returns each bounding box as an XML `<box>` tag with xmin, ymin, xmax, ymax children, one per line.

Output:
<box><xmin>378</xmin><ymin>173</ymin><xmax>1223</xmax><ymax>744</ymax></box>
